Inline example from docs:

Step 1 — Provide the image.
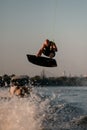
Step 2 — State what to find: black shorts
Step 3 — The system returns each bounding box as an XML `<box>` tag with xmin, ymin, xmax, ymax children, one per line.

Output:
<box><xmin>43</xmin><ymin>49</ymin><xmax>55</xmax><ymax>57</ymax></box>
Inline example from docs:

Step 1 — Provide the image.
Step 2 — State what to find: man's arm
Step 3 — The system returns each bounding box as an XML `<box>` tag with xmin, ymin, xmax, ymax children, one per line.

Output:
<box><xmin>36</xmin><ymin>44</ymin><xmax>45</xmax><ymax>56</ymax></box>
<box><xmin>53</xmin><ymin>44</ymin><xmax>58</xmax><ymax>52</ymax></box>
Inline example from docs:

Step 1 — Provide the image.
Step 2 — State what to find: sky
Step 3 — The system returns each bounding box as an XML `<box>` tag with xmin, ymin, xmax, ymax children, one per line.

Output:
<box><xmin>0</xmin><ymin>0</ymin><xmax>87</xmax><ymax>77</ymax></box>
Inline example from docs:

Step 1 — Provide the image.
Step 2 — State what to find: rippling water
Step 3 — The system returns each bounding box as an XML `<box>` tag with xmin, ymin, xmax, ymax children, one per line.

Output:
<box><xmin>0</xmin><ymin>86</ymin><xmax>87</xmax><ymax>130</ymax></box>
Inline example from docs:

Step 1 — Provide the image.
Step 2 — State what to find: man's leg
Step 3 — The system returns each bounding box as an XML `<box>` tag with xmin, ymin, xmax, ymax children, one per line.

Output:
<box><xmin>49</xmin><ymin>53</ymin><xmax>55</xmax><ymax>58</ymax></box>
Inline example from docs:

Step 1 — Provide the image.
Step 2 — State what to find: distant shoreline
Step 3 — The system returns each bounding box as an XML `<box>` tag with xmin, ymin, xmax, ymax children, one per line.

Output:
<box><xmin>0</xmin><ymin>74</ymin><xmax>87</xmax><ymax>87</ymax></box>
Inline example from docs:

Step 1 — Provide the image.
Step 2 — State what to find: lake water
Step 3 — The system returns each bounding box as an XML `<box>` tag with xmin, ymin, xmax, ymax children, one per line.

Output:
<box><xmin>0</xmin><ymin>86</ymin><xmax>87</xmax><ymax>130</ymax></box>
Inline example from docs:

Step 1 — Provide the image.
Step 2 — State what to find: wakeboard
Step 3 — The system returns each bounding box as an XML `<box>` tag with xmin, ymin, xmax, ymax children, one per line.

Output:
<box><xmin>26</xmin><ymin>54</ymin><xmax>57</xmax><ymax>67</ymax></box>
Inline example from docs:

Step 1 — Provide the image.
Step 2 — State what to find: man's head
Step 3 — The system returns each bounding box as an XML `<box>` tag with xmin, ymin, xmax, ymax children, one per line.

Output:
<box><xmin>46</xmin><ymin>39</ymin><xmax>49</xmax><ymax>42</ymax></box>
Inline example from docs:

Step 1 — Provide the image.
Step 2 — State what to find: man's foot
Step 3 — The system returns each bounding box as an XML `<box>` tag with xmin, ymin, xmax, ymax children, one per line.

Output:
<box><xmin>49</xmin><ymin>53</ymin><xmax>55</xmax><ymax>59</ymax></box>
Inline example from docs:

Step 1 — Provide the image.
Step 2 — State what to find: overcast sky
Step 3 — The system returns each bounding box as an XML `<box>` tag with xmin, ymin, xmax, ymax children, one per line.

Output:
<box><xmin>0</xmin><ymin>0</ymin><xmax>87</xmax><ymax>77</ymax></box>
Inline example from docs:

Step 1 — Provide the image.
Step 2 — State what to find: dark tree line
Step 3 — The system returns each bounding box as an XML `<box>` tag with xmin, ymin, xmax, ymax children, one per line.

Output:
<box><xmin>30</xmin><ymin>76</ymin><xmax>87</xmax><ymax>86</ymax></box>
<box><xmin>0</xmin><ymin>74</ymin><xmax>87</xmax><ymax>87</ymax></box>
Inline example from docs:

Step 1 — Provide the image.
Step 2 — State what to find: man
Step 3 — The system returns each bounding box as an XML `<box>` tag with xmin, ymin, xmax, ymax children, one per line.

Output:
<box><xmin>10</xmin><ymin>85</ymin><xmax>31</xmax><ymax>97</ymax></box>
<box><xmin>9</xmin><ymin>75</ymin><xmax>31</xmax><ymax>97</ymax></box>
<box><xmin>36</xmin><ymin>39</ymin><xmax>58</xmax><ymax>58</ymax></box>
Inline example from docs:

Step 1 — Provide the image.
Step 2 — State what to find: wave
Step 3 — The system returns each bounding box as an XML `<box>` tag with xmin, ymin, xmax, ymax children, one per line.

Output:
<box><xmin>0</xmin><ymin>87</ymin><xmax>87</xmax><ymax>130</ymax></box>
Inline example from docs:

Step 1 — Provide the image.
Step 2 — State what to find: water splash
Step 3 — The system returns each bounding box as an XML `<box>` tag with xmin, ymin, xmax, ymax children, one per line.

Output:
<box><xmin>0</xmin><ymin>87</ymin><xmax>87</xmax><ymax>130</ymax></box>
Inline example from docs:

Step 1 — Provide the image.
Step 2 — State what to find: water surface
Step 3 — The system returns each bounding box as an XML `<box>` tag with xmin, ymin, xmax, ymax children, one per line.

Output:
<box><xmin>0</xmin><ymin>86</ymin><xmax>87</xmax><ymax>130</ymax></box>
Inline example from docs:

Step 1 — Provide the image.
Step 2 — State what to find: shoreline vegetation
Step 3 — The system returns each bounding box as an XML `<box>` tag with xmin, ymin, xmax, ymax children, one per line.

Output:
<box><xmin>0</xmin><ymin>74</ymin><xmax>87</xmax><ymax>87</ymax></box>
